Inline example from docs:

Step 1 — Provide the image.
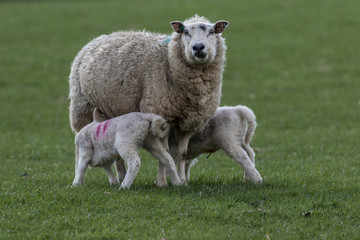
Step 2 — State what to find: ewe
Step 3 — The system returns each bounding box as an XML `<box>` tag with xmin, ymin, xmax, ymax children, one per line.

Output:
<box><xmin>72</xmin><ymin>109</ymin><xmax>181</xmax><ymax>189</ymax></box>
<box><xmin>69</xmin><ymin>15</ymin><xmax>229</xmax><ymax>183</ymax></box>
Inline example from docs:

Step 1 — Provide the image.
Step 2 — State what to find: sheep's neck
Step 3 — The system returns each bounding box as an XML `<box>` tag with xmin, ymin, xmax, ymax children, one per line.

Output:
<box><xmin>167</xmin><ymin>54</ymin><xmax>223</xmax><ymax>97</ymax></box>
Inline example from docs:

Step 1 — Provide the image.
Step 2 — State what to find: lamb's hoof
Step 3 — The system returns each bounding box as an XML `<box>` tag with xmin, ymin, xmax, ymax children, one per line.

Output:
<box><xmin>154</xmin><ymin>179</ymin><xmax>168</xmax><ymax>187</ymax></box>
<box><xmin>72</xmin><ymin>182</ymin><xmax>83</xmax><ymax>187</ymax></box>
<box><xmin>119</xmin><ymin>184</ymin><xmax>130</xmax><ymax>190</ymax></box>
<box><xmin>244</xmin><ymin>171</ymin><xmax>263</xmax><ymax>184</ymax></box>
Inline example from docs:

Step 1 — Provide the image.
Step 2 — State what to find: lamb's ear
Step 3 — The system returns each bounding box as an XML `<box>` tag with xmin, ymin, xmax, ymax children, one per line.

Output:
<box><xmin>171</xmin><ymin>21</ymin><xmax>185</xmax><ymax>34</ymax></box>
<box><xmin>213</xmin><ymin>20</ymin><xmax>229</xmax><ymax>34</ymax></box>
<box><xmin>93</xmin><ymin>108</ymin><xmax>110</xmax><ymax>122</ymax></box>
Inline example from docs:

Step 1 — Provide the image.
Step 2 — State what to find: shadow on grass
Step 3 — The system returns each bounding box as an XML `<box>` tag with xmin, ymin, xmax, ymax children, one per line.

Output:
<box><xmin>111</xmin><ymin>176</ymin><xmax>307</xmax><ymax>204</ymax></box>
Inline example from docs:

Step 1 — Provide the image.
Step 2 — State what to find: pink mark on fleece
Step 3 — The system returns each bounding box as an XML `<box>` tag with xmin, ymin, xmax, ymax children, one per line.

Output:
<box><xmin>95</xmin><ymin>120</ymin><xmax>111</xmax><ymax>140</ymax></box>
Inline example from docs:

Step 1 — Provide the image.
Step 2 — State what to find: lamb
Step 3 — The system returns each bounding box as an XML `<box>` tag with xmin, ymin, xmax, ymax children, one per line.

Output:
<box><xmin>69</xmin><ymin>15</ymin><xmax>229</xmax><ymax>184</ymax></box>
<box><xmin>155</xmin><ymin>105</ymin><xmax>263</xmax><ymax>185</ymax></box>
<box><xmin>72</xmin><ymin>109</ymin><xmax>182</xmax><ymax>189</ymax></box>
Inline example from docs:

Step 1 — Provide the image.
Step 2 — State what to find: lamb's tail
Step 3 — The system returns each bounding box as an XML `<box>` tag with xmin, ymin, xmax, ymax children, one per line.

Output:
<box><xmin>148</xmin><ymin>115</ymin><xmax>170</xmax><ymax>139</ymax></box>
<box><xmin>236</xmin><ymin>105</ymin><xmax>257</xmax><ymax>144</ymax></box>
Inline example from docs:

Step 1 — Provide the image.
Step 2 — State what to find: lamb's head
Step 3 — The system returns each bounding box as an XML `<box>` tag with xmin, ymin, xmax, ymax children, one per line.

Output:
<box><xmin>170</xmin><ymin>15</ymin><xmax>228</xmax><ymax>66</ymax></box>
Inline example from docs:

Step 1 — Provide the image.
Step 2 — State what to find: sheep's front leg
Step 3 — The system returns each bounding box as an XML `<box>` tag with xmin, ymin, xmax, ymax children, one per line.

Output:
<box><xmin>224</xmin><ymin>146</ymin><xmax>262</xmax><ymax>184</ymax></box>
<box><xmin>176</xmin><ymin>131</ymin><xmax>194</xmax><ymax>184</ymax></box>
<box><xmin>103</xmin><ymin>164</ymin><xmax>120</xmax><ymax>186</ymax></box>
<box><xmin>115</xmin><ymin>158</ymin><xmax>127</xmax><ymax>182</ymax></box>
<box><xmin>155</xmin><ymin>162</ymin><xmax>168</xmax><ymax>187</ymax></box>
<box><xmin>118</xmin><ymin>151</ymin><xmax>141</xmax><ymax>189</ymax></box>
<box><xmin>72</xmin><ymin>147</ymin><xmax>91</xmax><ymax>186</ymax></box>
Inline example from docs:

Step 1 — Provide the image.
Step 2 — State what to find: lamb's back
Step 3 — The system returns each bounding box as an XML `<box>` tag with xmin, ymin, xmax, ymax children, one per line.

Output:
<box><xmin>186</xmin><ymin>107</ymin><xmax>244</xmax><ymax>159</ymax></box>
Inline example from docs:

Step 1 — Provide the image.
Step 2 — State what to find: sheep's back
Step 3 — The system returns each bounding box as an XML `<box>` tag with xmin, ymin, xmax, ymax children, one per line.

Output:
<box><xmin>74</xmin><ymin>31</ymin><xmax>169</xmax><ymax>118</ymax></box>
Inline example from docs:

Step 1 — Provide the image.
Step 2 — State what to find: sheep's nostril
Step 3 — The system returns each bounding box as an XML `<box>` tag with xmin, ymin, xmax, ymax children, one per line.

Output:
<box><xmin>193</xmin><ymin>43</ymin><xmax>205</xmax><ymax>51</ymax></box>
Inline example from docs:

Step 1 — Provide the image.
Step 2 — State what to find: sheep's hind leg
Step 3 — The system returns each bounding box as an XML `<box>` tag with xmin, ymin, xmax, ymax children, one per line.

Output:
<box><xmin>69</xmin><ymin>90</ymin><xmax>93</xmax><ymax>133</ymax></box>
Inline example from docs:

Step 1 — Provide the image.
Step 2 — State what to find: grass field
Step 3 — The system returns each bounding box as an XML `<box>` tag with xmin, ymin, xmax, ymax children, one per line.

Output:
<box><xmin>1</xmin><ymin>0</ymin><xmax>359</xmax><ymax>239</ymax></box>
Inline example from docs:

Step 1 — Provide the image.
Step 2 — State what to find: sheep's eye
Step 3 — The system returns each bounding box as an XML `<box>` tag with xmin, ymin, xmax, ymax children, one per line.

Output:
<box><xmin>183</xmin><ymin>30</ymin><xmax>190</xmax><ymax>37</ymax></box>
<box><xmin>208</xmin><ymin>29</ymin><xmax>215</xmax><ymax>35</ymax></box>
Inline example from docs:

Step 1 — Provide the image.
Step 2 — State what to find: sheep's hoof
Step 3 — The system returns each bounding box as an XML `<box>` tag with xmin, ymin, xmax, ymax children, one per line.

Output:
<box><xmin>110</xmin><ymin>181</ymin><xmax>120</xmax><ymax>186</ymax></box>
<box><xmin>178</xmin><ymin>179</ymin><xmax>188</xmax><ymax>186</ymax></box>
<box><xmin>154</xmin><ymin>180</ymin><xmax>168</xmax><ymax>187</ymax></box>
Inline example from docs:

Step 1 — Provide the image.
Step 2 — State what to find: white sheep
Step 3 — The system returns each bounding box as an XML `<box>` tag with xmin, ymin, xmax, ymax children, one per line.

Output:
<box><xmin>155</xmin><ymin>105</ymin><xmax>263</xmax><ymax>185</ymax></box>
<box><xmin>72</xmin><ymin>109</ymin><xmax>182</xmax><ymax>189</ymax></box>
<box><xmin>69</xmin><ymin>15</ymin><xmax>229</xmax><ymax>184</ymax></box>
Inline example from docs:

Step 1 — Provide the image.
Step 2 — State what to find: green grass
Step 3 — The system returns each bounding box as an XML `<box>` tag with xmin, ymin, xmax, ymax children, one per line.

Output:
<box><xmin>1</xmin><ymin>0</ymin><xmax>359</xmax><ymax>239</ymax></box>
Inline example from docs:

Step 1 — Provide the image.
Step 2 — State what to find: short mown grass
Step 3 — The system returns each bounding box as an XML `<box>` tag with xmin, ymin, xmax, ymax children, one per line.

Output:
<box><xmin>1</xmin><ymin>0</ymin><xmax>359</xmax><ymax>239</ymax></box>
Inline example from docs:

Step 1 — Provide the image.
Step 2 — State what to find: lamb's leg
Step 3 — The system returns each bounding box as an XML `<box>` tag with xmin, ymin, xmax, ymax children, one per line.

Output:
<box><xmin>74</xmin><ymin>146</ymin><xmax>79</xmax><ymax>176</ymax></box>
<box><xmin>242</xmin><ymin>143</ymin><xmax>256</xmax><ymax>164</ymax></box>
<box><xmin>103</xmin><ymin>164</ymin><xmax>120</xmax><ymax>186</ymax></box>
<box><xmin>149</xmin><ymin>139</ymin><xmax>182</xmax><ymax>186</ymax></box>
<box><xmin>155</xmin><ymin>162</ymin><xmax>168</xmax><ymax>187</ymax></box>
<box><xmin>115</xmin><ymin>158</ymin><xmax>127</xmax><ymax>182</ymax></box>
<box><xmin>72</xmin><ymin>147</ymin><xmax>92</xmax><ymax>186</ymax></box>
<box><xmin>159</xmin><ymin>158</ymin><xmax>196</xmax><ymax>185</ymax></box>
<box><xmin>185</xmin><ymin>159</ymin><xmax>197</xmax><ymax>183</ymax></box>
<box><xmin>241</xmin><ymin>143</ymin><xmax>256</xmax><ymax>180</ymax></box>
<box><xmin>223</xmin><ymin>144</ymin><xmax>262</xmax><ymax>184</ymax></box>
<box><xmin>118</xmin><ymin>151</ymin><xmax>141</xmax><ymax>189</ymax></box>
<box><xmin>175</xmin><ymin>131</ymin><xmax>194</xmax><ymax>184</ymax></box>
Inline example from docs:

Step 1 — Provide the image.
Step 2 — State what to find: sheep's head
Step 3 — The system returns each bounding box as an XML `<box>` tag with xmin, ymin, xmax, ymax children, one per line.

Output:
<box><xmin>171</xmin><ymin>16</ymin><xmax>228</xmax><ymax>66</ymax></box>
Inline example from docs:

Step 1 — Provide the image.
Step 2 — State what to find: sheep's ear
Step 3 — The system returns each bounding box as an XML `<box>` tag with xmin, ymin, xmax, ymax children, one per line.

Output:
<box><xmin>171</xmin><ymin>21</ymin><xmax>185</xmax><ymax>34</ymax></box>
<box><xmin>93</xmin><ymin>108</ymin><xmax>109</xmax><ymax>122</ymax></box>
<box><xmin>213</xmin><ymin>20</ymin><xmax>229</xmax><ymax>34</ymax></box>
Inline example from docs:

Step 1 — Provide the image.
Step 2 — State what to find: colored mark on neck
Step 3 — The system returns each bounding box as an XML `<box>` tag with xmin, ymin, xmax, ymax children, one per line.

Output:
<box><xmin>103</xmin><ymin>120</ymin><xmax>110</xmax><ymax>134</ymax></box>
<box><xmin>160</xmin><ymin>37</ymin><xmax>171</xmax><ymax>46</ymax></box>
<box><xmin>95</xmin><ymin>120</ymin><xmax>111</xmax><ymax>141</ymax></box>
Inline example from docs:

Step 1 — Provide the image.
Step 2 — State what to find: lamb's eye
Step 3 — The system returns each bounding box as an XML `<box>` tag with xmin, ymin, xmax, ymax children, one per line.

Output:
<box><xmin>183</xmin><ymin>30</ymin><xmax>190</xmax><ymax>37</ymax></box>
<box><xmin>208</xmin><ymin>29</ymin><xmax>215</xmax><ymax>35</ymax></box>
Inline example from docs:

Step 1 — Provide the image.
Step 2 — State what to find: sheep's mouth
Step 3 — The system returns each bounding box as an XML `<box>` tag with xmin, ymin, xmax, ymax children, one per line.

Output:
<box><xmin>194</xmin><ymin>52</ymin><xmax>207</xmax><ymax>59</ymax></box>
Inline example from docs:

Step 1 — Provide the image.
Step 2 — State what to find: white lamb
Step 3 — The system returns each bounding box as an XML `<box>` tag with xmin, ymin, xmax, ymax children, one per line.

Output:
<box><xmin>155</xmin><ymin>105</ymin><xmax>263</xmax><ymax>184</ymax></box>
<box><xmin>72</xmin><ymin>109</ymin><xmax>182</xmax><ymax>189</ymax></box>
<box><xmin>69</xmin><ymin>15</ymin><xmax>229</xmax><ymax>184</ymax></box>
